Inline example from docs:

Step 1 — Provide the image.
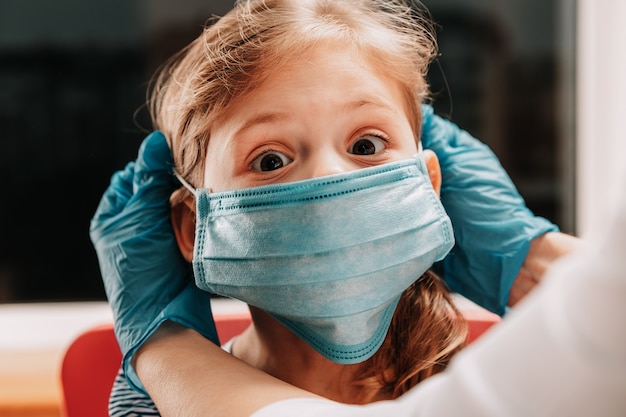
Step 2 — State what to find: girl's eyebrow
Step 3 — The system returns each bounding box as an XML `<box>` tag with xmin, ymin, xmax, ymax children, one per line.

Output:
<box><xmin>235</xmin><ymin>111</ymin><xmax>291</xmax><ymax>136</ymax></box>
<box><xmin>234</xmin><ymin>96</ymin><xmax>400</xmax><ymax>138</ymax></box>
<box><xmin>347</xmin><ymin>97</ymin><xmax>401</xmax><ymax>115</ymax></box>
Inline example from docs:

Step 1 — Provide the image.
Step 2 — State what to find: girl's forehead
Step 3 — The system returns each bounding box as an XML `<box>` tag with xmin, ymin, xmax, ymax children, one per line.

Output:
<box><xmin>206</xmin><ymin>47</ymin><xmax>418</xmax><ymax>153</ymax></box>
<box><xmin>224</xmin><ymin>42</ymin><xmax>411</xmax><ymax>113</ymax></box>
<box><xmin>207</xmin><ymin>39</ymin><xmax>422</xmax><ymax>142</ymax></box>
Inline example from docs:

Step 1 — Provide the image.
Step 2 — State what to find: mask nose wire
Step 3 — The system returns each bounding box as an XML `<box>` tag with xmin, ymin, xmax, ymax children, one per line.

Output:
<box><xmin>173</xmin><ymin>168</ymin><xmax>197</xmax><ymax>197</ymax></box>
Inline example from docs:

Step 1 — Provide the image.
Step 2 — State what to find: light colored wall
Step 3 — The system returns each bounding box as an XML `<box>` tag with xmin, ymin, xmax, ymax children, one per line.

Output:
<box><xmin>576</xmin><ymin>0</ymin><xmax>626</xmax><ymax>239</ymax></box>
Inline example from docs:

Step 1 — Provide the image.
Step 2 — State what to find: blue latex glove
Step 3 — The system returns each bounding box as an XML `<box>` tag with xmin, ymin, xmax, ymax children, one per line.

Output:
<box><xmin>89</xmin><ymin>131</ymin><xmax>218</xmax><ymax>393</ymax></box>
<box><xmin>421</xmin><ymin>104</ymin><xmax>559</xmax><ymax>315</ymax></box>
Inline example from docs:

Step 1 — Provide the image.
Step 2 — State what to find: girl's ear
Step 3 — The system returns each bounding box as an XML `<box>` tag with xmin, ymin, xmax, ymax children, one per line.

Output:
<box><xmin>171</xmin><ymin>194</ymin><xmax>196</xmax><ymax>262</ymax></box>
<box><xmin>423</xmin><ymin>149</ymin><xmax>442</xmax><ymax>196</ymax></box>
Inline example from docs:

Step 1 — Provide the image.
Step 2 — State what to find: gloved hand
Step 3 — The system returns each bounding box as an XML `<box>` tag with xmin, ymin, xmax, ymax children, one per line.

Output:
<box><xmin>421</xmin><ymin>104</ymin><xmax>558</xmax><ymax>315</ymax></box>
<box><xmin>89</xmin><ymin>131</ymin><xmax>218</xmax><ymax>393</ymax></box>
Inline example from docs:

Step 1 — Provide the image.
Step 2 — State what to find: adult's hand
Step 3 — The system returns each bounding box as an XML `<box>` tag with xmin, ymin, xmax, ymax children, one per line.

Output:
<box><xmin>89</xmin><ymin>131</ymin><xmax>218</xmax><ymax>392</ymax></box>
<box><xmin>421</xmin><ymin>105</ymin><xmax>561</xmax><ymax>314</ymax></box>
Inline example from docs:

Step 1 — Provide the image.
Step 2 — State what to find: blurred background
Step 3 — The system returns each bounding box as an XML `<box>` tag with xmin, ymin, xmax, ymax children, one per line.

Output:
<box><xmin>0</xmin><ymin>0</ymin><xmax>577</xmax><ymax>303</ymax></box>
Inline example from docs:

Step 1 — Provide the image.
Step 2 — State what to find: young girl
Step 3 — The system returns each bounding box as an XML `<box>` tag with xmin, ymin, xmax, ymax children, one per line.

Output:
<box><xmin>109</xmin><ymin>0</ymin><xmax>468</xmax><ymax>413</ymax></box>
<box><xmin>91</xmin><ymin>0</ymin><xmax>587</xmax><ymax>415</ymax></box>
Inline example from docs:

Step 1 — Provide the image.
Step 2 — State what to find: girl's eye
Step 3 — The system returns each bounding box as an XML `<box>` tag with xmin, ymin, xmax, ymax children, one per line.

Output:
<box><xmin>251</xmin><ymin>151</ymin><xmax>293</xmax><ymax>172</ymax></box>
<box><xmin>348</xmin><ymin>136</ymin><xmax>386</xmax><ymax>155</ymax></box>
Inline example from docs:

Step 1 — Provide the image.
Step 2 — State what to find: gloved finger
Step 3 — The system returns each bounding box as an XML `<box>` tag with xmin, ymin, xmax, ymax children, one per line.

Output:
<box><xmin>91</xmin><ymin>161</ymin><xmax>135</xmax><ymax>226</ymax></box>
<box><xmin>132</xmin><ymin>131</ymin><xmax>178</xmax><ymax>199</ymax></box>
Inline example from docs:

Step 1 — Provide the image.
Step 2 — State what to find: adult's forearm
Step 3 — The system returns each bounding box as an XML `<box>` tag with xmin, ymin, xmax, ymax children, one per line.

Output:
<box><xmin>508</xmin><ymin>231</ymin><xmax>584</xmax><ymax>306</ymax></box>
<box><xmin>135</xmin><ymin>321</ymin><xmax>319</xmax><ymax>417</ymax></box>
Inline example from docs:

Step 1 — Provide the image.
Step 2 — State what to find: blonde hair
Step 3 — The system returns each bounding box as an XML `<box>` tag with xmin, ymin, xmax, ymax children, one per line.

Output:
<box><xmin>148</xmin><ymin>0</ymin><xmax>466</xmax><ymax>401</ymax></box>
<box><xmin>148</xmin><ymin>0</ymin><xmax>438</xmax><ymax>189</ymax></box>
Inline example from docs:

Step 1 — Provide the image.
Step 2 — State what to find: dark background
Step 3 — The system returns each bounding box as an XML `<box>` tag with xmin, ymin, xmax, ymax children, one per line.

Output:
<box><xmin>0</xmin><ymin>0</ymin><xmax>576</xmax><ymax>303</ymax></box>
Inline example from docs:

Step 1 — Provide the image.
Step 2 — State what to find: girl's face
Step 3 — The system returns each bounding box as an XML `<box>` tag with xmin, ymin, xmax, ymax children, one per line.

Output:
<box><xmin>203</xmin><ymin>44</ymin><xmax>420</xmax><ymax>192</ymax></box>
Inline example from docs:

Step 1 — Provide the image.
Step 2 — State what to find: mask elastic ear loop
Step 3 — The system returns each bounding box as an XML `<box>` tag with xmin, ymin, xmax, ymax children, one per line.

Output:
<box><xmin>413</xmin><ymin>142</ymin><xmax>426</xmax><ymax>168</ymax></box>
<box><xmin>413</xmin><ymin>142</ymin><xmax>424</xmax><ymax>162</ymax></box>
<box><xmin>173</xmin><ymin>169</ymin><xmax>197</xmax><ymax>197</ymax></box>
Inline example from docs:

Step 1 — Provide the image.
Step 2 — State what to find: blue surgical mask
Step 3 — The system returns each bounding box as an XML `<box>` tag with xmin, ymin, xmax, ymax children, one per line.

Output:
<box><xmin>176</xmin><ymin>153</ymin><xmax>454</xmax><ymax>364</ymax></box>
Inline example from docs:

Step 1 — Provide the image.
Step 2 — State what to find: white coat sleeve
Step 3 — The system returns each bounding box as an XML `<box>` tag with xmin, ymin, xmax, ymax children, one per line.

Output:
<box><xmin>252</xmin><ymin>192</ymin><xmax>626</xmax><ymax>417</ymax></box>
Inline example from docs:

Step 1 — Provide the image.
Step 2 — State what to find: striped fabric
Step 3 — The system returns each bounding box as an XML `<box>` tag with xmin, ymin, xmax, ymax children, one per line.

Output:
<box><xmin>109</xmin><ymin>368</ymin><xmax>160</xmax><ymax>416</ymax></box>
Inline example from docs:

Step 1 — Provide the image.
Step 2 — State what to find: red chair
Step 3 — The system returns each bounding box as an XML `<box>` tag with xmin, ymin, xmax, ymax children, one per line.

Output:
<box><xmin>464</xmin><ymin>308</ymin><xmax>501</xmax><ymax>344</ymax></box>
<box><xmin>59</xmin><ymin>323</ymin><xmax>122</xmax><ymax>417</ymax></box>
<box><xmin>60</xmin><ymin>308</ymin><xmax>499</xmax><ymax>417</ymax></box>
